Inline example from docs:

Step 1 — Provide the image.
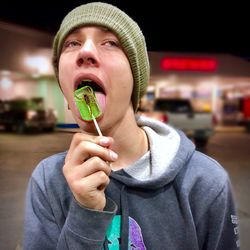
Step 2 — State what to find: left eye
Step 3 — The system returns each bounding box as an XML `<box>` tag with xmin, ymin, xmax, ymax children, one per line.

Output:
<box><xmin>66</xmin><ymin>41</ymin><xmax>81</xmax><ymax>48</ymax></box>
<box><xmin>104</xmin><ymin>40</ymin><xmax>119</xmax><ymax>47</ymax></box>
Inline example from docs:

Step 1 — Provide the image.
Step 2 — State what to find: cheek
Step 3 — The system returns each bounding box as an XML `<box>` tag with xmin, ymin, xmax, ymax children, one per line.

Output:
<box><xmin>108</xmin><ymin>56</ymin><xmax>134</xmax><ymax>94</ymax></box>
<box><xmin>118</xmin><ymin>65</ymin><xmax>134</xmax><ymax>100</ymax></box>
<box><xmin>58</xmin><ymin>56</ymin><xmax>72</xmax><ymax>94</ymax></box>
<box><xmin>58</xmin><ymin>56</ymin><xmax>68</xmax><ymax>81</ymax></box>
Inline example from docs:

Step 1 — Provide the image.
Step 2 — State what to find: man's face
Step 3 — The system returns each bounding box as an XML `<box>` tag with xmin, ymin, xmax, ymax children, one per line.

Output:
<box><xmin>58</xmin><ymin>26</ymin><xmax>134</xmax><ymax>132</ymax></box>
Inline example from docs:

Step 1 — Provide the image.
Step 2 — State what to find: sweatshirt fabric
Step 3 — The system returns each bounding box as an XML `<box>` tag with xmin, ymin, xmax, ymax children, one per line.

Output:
<box><xmin>23</xmin><ymin>116</ymin><xmax>240</xmax><ymax>250</ymax></box>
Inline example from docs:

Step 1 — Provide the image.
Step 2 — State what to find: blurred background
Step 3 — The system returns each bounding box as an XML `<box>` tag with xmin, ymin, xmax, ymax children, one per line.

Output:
<box><xmin>0</xmin><ymin>1</ymin><xmax>249</xmax><ymax>249</ymax></box>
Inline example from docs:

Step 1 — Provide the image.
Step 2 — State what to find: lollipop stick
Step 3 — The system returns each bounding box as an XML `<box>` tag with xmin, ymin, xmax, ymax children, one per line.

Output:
<box><xmin>92</xmin><ymin>115</ymin><xmax>103</xmax><ymax>136</ymax></box>
<box><xmin>83</xmin><ymin>93</ymin><xmax>103</xmax><ymax>136</ymax></box>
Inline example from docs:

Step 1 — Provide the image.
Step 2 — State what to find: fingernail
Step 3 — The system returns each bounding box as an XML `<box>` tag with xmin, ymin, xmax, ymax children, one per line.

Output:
<box><xmin>100</xmin><ymin>137</ymin><xmax>110</xmax><ymax>145</ymax></box>
<box><xmin>109</xmin><ymin>150</ymin><xmax>118</xmax><ymax>160</ymax></box>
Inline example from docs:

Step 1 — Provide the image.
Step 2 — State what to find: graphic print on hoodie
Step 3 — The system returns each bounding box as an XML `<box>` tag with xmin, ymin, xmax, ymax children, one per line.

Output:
<box><xmin>104</xmin><ymin>215</ymin><xmax>146</xmax><ymax>249</ymax></box>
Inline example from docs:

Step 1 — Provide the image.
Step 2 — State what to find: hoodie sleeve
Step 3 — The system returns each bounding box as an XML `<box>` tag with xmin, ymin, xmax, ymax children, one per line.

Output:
<box><xmin>197</xmin><ymin>179</ymin><xmax>240</xmax><ymax>250</ymax></box>
<box><xmin>23</xmin><ymin>167</ymin><xmax>117</xmax><ymax>250</ymax></box>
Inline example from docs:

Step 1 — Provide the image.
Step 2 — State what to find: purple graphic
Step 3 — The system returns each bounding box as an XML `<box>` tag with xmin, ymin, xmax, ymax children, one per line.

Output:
<box><xmin>129</xmin><ymin>217</ymin><xmax>146</xmax><ymax>249</ymax></box>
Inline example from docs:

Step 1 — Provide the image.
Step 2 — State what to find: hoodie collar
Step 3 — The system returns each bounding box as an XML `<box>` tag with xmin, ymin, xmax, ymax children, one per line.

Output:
<box><xmin>110</xmin><ymin>116</ymin><xmax>195</xmax><ymax>189</ymax></box>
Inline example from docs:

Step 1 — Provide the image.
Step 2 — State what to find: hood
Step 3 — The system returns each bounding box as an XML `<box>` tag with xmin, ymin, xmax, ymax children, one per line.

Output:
<box><xmin>110</xmin><ymin>115</ymin><xmax>196</xmax><ymax>189</ymax></box>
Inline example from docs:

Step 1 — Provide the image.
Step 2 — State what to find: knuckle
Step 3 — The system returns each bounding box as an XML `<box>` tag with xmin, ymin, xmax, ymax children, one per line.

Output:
<box><xmin>78</xmin><ymin>140</ymin><xmax>87</xmax><ymax>150</ymax></box>
<box><xmin>99</xmin><ymin>171</ymin><xmax>108</xmax><ymax>182</ymax></box>
<box><xmin>72</xmin><ymin>184</ymin><xmax>81</xmax><ymax>196</ymax></box>
<box><xmin>90</xmin><ymin>157</ymin><xmax>109</xmax><ymax>172</ymax></box>
<box><xmin>80</xmin><ymin>140</ymin><xmax>95</xmax><ymax>151</ymax></box>
<box><xmin>65</xmin><ymin>171</ymin><xmax>76</xmax><ymax>185</ymax></box>
<box><xmin>98</xmin><ymin>159</ymin><xmax>107</xmax><ymax>169</ymax></box>
<box><xmin>91</xmin><ymin>156</ymin><xmax>101</xmax><ymax>165</ymax></box>
<box><xmin>74</xmin><ymin>133</ymin><xmax>96</xmax><ymax>143</ymax></box>
<box><xmin>72</xmin><ymin>180</ymin><xmax>86</xmax><ymax>195</ymax></box>
<box><xmin>73</xmin><ymin>132</ymin><xmax>82</xmax><ymax>141</ymax></box>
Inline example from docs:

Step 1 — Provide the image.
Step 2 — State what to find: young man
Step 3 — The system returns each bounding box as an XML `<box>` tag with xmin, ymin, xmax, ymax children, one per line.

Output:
<box><xmin>24</xmin><ymin>2</ymin><xmax>240</xmax><ymax>249</ymax></box>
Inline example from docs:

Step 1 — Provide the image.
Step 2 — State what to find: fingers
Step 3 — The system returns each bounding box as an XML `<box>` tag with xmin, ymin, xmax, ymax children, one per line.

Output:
<box><xmin>63</xmin><ymin>156</ymin><xmax>111</xmax><ymax>184</ymax></box>
<box><xmin>71</xmin><ymin>141</ymin><xmax>118</xmax><ymax>165</ymax></box>
<box><xmin>78</xmin><ymin>170</ymin><xmax>111</xmax><ymax>192</ymax></box>
<box><xmin>63</xmin><ymin>132</ymin><xmax>118</xmax><ymax>210</ymax></box>
<box><xmin>72</xmin><ymin>170</ymin><xmax>110</xmax><ymax>210</ymax></box>
<box><xmin>65</xmin><ymin>133</ymin><xmax>117</xmax><ymax>165</ymax></box>
<box><xmin>70</xmin><ymin>132</ymin><xmax>114</xmax><ymax>149</ymax></box>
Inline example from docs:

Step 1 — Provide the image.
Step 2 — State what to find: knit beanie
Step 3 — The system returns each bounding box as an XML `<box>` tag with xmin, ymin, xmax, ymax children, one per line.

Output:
<box><xmin>52</xmin><ymin>2</ymin><xmax>150</xmax><ymax>111</ymax></box>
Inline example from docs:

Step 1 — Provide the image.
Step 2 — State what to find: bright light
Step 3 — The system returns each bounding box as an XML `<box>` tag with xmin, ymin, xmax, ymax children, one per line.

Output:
<box><xmin>160</xmin><ymin>57</ymin><xmax>218</xmax><ymax>72</ymax></box>
<box><xmin>25</xmin><ymin>55</ymin><xmax>50</xmax><ymax>74</ymax></box>
<box><xmin>0</xmin><ymin>76</ymin><xmax>12</xmax><ymax>89</ymax></box>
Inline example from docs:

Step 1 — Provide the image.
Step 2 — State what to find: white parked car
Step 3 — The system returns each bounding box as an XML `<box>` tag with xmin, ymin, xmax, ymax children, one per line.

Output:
<box><xmin>139</xmin><ymin>98</ymin><xmax>216</xmax><ymax>148</ymax></box>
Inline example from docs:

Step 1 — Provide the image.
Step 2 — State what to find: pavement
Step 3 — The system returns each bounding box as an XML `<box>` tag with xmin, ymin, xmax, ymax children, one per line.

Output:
<box><xmin>55</xmin><ymin>125</ymin><xmax>248</xmax><ymax>134</ymax></box>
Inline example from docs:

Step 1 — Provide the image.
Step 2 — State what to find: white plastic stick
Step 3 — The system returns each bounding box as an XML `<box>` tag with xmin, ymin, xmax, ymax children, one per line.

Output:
<box><xmin>92</xmin><ymin>115</ymin><xmax>103</xmax><ymax>136</ymax></box>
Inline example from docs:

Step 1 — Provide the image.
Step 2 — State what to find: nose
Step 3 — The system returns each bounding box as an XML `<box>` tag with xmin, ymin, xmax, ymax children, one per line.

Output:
<box><xmin>76</xmin><ymin>39</ymin><xmax>99</xmax><ymax>67</ymax></box>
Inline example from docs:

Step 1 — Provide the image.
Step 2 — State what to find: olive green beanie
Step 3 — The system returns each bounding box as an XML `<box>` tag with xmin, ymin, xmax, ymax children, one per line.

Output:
<box><xmin>52</xmin><ymin>2</ymin><xmax>150</xmax><ymax>111</ymax></box>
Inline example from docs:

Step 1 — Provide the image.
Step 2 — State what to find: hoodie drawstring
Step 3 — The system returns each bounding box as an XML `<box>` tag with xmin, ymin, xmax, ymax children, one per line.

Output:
<box><xmin>120</xmin><ymin>185</ymin><xmax>129</xmax><ymax>250</ymax></box>
<box><xmin>103</xmin><ymin>185</ymin><xmax>129</xmax><ymax>250</ymax></box>
<box><xmin>103</xmin><ymin>235</ymin><xmax>109</xmax><ymax>250</ymax></box>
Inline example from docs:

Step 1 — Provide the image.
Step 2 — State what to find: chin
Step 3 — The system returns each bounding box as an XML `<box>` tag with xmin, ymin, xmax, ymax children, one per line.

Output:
<box><xmin>77</xmin><ymin>119</ymin><xmax>98</xmax><ymax>134</ymax></box>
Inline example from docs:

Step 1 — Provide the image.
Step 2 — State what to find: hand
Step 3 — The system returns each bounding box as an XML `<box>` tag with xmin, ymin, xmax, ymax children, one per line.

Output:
<box><xmin>63</xmin><ymin>133</ymin><xmax>118</xmax><ymax>211</ymax></box>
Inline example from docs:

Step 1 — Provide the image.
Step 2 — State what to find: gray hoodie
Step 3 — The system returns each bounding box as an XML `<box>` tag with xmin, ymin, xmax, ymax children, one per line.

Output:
<box><xmin>24</xmin><ymin>116</ymin><xmax>240</xmax><ymax>249</ymax></box>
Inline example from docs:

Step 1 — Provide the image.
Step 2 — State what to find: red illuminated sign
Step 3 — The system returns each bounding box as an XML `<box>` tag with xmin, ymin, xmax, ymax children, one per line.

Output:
<box><xmin>160</xmin><ymin>57</ymin><xmax>218</xmax><ymax>72</ymax></box>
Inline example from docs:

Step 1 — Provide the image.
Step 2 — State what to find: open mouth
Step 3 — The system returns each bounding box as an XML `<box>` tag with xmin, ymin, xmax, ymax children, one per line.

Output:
<box><xmin>76</xmin><ymin>80</ymin><xmax>105</xmax><ymax>94</ymax></box>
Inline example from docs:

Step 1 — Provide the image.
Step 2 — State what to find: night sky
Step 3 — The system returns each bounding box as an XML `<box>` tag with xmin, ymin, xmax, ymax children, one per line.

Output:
<box><xmin>0</xmin><ymin>0</ymin><xmax>249</xmax><ymax>59</ymax></box>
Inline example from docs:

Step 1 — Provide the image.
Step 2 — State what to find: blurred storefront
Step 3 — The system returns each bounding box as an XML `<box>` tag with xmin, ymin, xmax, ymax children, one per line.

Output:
<box><xmin>0</xmin><ymin>22</ymin><xmax>66</xmax><ymax>125</ymax></box>
<box><xmin>147</xmin><ymin>52</ymin><xmax>250</xmax><ymax>126</ymax></box>
<box><xmin>1</xmin><ymin>21</ymin><xmax>250</xmax><ymax>128</ymax></box>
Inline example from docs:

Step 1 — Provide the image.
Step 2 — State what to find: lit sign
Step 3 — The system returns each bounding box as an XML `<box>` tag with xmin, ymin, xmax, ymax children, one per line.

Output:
<box><xmin>160</xmin><ymin>57</ymin><xmax>217</xmax><ymax>72</ymax></box>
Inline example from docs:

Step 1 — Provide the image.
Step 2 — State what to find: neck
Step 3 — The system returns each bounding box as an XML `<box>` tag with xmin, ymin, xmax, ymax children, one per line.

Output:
<box><xmin>103</xmin><ymin>109</ymin><xmax>149</xmax><ymax>170</ymax></box>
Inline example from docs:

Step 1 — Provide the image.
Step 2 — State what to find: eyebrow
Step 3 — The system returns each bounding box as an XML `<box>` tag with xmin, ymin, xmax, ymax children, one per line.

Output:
<box><xmin>69</xmin><ymin>26</ymin><xmax>113</xmax><ymax>36</ymax></box>
<box><xmin>99</xmin><ymin>27</ymin><xmax>112</xmax><ymax>33</ymax></box>
<box><xmin>70</xmin><ymin>25</ymin><xmax>113</xmax><ymax>34</ymax></box>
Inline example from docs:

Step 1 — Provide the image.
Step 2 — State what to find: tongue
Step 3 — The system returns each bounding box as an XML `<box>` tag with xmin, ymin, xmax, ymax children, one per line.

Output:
<box><xmin>95</xmin><ymin>92</ymin><xmax>106</xmax><ymax>115</ymax></box>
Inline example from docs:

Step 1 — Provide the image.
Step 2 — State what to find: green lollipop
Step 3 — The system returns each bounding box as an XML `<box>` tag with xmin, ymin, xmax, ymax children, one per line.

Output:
<box><xmin>74</xmin><ymin>85</ymin><xmax>103</xmax><ymax>136</ymax></box>
<box><xmin>74</xmin><ymin>86</ymin><xmax>102</xmax><ymax>121</ymax></box>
